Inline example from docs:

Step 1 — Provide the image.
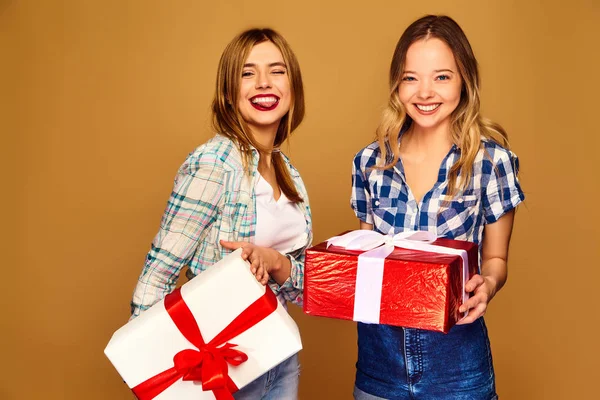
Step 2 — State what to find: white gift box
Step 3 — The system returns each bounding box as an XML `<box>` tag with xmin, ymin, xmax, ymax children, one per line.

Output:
<box><xmin>104</xmin><ymin>249</ymin><xmax>302</xmax><ymax>399</ymax></box>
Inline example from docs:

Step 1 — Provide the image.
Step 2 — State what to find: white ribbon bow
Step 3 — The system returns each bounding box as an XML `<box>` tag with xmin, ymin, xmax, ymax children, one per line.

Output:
<box><xmin>328</xmin><ymin>229</ymin><xmax>437</xmax><ymax>252</ymax></box>
<box><xmin>327</xmin><ymin>230</ymin><xmax>469</xmax><ymax>324</ymax></box>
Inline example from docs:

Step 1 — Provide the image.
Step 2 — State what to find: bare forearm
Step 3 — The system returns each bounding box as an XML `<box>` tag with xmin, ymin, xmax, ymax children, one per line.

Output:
<box><xmin>480</xmin><ymin>257</ymin><xmax>507</xmax><ymax>299</ymax></box>
<box><xmin>479</xmin><ymin>210</ymin><xmax>514</xmax><ymax>300</ymax></box>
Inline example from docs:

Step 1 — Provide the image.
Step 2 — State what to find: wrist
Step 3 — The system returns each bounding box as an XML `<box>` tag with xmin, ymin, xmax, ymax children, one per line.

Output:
<box><xmin>276</xmin><ymin>252</ymin><xmax>290</xmax><ymax>272</ymax></box>
<box><xmin>482</xmin><ymin>275</ymin><xmax>499</xmax><ymax>297</ymax></box>
<box><xmin>267</xmin><ymin>251</ymin><xmax>285</xmax><ymax>273</ymax></box>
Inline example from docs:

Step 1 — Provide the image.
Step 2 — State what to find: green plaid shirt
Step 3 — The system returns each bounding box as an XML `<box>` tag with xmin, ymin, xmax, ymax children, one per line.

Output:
<box><xmin>130</xmin><ymin>134</ymin><xmax>312</xmax><ymax>318</ymax></box>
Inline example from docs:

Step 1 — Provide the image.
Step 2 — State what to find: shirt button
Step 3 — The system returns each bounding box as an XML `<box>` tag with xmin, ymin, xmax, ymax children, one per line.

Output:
<box><xmin>375</xmin><ymin>200</ymin><xmax>380</xmax><ymax>206</ymax></box>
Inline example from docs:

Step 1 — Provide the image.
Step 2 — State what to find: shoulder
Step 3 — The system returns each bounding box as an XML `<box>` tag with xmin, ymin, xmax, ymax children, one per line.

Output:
<box><xmin>182</xmin><ymin>134</ymin><xmax>244</xmax><ymax>175</ymax></box>
<box><xmin>475</xmin><ymin>139</ymin><xmax>519</xmax><ymax>180</ymax></box>
<box><xmin>477</xmin><ymin>139</ymin><xmax>520</xmax><ymax>173</ymax></box>
<box><xmin>353</xmin><ymin>140</ymin><xmax>381</xmax><ymax>170</ymax></box>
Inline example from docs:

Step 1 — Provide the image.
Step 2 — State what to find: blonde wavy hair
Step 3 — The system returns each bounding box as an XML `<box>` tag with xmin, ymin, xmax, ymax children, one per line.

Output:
<box><xmin>377</xmin><ymin>15</ymin><xmax>509</xmax><ymax>196</ymax></box>
<box><xmin>211</xmin><ymin>28</ymin><xmax>305</xmax><ymax>203</ymax></box>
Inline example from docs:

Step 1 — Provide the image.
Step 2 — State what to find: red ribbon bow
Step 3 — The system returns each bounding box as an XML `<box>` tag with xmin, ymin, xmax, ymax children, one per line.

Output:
<box><xmin>132</xmin><ymin>286</ymin><xmax>278</xmax><ymax>400</ymax></box>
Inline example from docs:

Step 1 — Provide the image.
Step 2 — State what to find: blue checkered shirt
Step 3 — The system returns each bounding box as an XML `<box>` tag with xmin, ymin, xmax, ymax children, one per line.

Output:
<box><xmin>350</xmin><ymin>135</ymin><xmax>524</xmax><ymax>398</ymax></box>
<box><xmin>351</xmin><ymin>138</ymin><xmax>525</xmax><ymax>249</ymax></box>
<box><xmin>131</xmin><ymin>134</ymin><xmax>312</xmax><ymax>318</ymax></box>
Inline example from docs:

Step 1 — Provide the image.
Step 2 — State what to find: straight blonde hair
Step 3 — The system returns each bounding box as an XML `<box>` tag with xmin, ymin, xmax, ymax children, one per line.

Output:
<box><xmin>211</xmin><ymin>28</ymin><xmax>305</xmax><ymax>203</ymax></box>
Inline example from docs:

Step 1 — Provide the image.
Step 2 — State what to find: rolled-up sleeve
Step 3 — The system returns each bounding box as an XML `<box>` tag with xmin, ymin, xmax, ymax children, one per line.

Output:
<box><xmin>351</xmin><ymin>151</ymin><xmax>373</xmax><ymax>224</ymax></box>
<box><xmin>269</xmin><ymin>251</ymin><xmax>305</xmax><ymax>306</ymax></box>
<box><xmin>482</xmin><ymin>149</ymin><xmax>525</xmax><ymax>224</ymax></box>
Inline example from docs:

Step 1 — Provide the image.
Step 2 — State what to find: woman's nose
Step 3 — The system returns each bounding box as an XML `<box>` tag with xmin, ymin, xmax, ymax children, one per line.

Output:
<box><xmin>417</xmin><ymin>81</ymin><xmax>434</xmax><ymax>99</ymax></box>
<box><xmin>255</xmin><ymin>71</ymin><xmax>272</xmax><ymax>89</ymax></box>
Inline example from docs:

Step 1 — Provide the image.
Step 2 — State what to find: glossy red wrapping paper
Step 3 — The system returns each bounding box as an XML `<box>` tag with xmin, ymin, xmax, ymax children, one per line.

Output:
<box><xmin>303</xmin><ymin>236</ymin><xmax>479</xmax><ymax>333</ymax></box>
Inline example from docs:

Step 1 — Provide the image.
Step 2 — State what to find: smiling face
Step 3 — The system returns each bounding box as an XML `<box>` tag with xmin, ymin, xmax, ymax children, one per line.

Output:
<box><xmin>398</xmin><ymin>38</ymin><xmax>463</xmax><ymax>133</ymax></box>
<box><xmin>237</xmin><ymin>41</ymin><xmax>291</xmax><ymax>135</ymax></box>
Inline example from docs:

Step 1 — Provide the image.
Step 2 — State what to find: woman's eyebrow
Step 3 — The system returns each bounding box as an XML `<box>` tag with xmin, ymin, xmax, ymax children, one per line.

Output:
<box><xmin>402</xmin><ymin>69</ymin><xmax>455</xmax><ymax>74</ymax></box>
<box><xmin>243</xmin><ymin>62</ymin><xmax>287</xmax><ymax>68</ymax></box>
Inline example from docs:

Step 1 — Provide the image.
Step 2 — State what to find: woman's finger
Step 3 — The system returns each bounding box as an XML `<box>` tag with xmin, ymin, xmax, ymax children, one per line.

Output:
<box><xmin>260</xmin><ymin>263</ymin><xmax>269</xmax><ymax>284</ymax></box>
<box><xmin>460</xmin><ymin>302</ymin><xmax>487</xmax><ymax>324</ymax></box>
<box><xmin>459</xmin><ymin>289</ymin><xmax>489</xmax><ymax>313</ymax></box>
<box><xmin>467</xmin><ymin>301</ymin><xmax>487</xmax><ymax>321</ymax></box>
<box><xmin>459</xmin><ymin>299</ymin><xmax>474</xmax><ymax>314</ymax></box>
<box><xmin>219</xmin><ymin>240</ymin><xmax>245</xmax><ymax>250</ymax></box>
<box><xmin>250</xmin><ymin>258</ymin><xmax>260</xmax><ymax>274</ymax></box>
<box><xmin>465</xmin><ymin>274</ymin><xmax>485</xmax><ymax>292</ymax></box>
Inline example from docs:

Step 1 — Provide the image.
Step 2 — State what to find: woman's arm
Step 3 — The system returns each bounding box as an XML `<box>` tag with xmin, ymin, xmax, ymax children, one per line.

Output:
<box><xmin>457</xmin><ymin>209</ymin><xmax>515</xmax><ymax>324</ymax></box>
<box><xmin>130</xmin><ymin>156</ymin><xmax>225</xmax><ymax>319</ymax></box>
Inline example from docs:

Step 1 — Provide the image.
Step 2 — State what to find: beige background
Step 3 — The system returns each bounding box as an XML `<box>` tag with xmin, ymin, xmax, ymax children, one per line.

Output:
<box><xmin>2</xmin><ymin>0</ymin><xmax>599</xmax><ymax>399</ymax></box>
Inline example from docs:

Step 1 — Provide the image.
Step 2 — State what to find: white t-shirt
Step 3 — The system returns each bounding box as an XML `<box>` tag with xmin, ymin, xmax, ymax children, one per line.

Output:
<box><xmin>254</xmin><ymin>174</ymin><xmax>307</xmax><ymax>254</ymax></box>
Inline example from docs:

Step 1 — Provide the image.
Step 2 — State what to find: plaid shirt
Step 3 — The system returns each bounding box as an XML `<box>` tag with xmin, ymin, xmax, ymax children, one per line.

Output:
<box><xmin>351</xmin><ymin>137</ymin><xmax>525</xmax><ymax>250</ymax></box>
<box><xmin>131</xmin><ymin>134</ymin><xmax>312</xmax><ymax>318</ymax></box>
<box><xmin>351</xmin><ymin>135</ymin><xmax>524</xmax><ymax>397</ymax></box>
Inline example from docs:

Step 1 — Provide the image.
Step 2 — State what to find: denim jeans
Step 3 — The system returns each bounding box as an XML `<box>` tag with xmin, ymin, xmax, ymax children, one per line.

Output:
<box><xmin>233</xmin><ymin>353</ymin><xmax>300</xmax><ymax>400</ymax></box>
<box><xmin>355</xmin><ymin>318</ymin><xmax>497</xmax><ymax>399</ymax></box>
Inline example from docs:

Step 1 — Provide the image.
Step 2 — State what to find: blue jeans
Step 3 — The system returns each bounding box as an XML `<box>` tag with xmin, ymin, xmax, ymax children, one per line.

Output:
<box><xmin>354</xmin><ymin>386</ymin><xmax>499</xmax><ymax>400</ymax></box>
<box><xmin>233</xmin><ymin>353</ymin><xmax>300</xmax><ymax>400</ymax></box>
<box><xmin>355</xmin><ymin>318</ymin><xmax>497</xmax><ymax>399</ymax></box>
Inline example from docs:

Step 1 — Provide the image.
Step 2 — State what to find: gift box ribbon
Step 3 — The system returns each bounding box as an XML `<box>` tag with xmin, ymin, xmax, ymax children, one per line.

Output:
<box><xmin>132</xmin><ymin>286</ymin><xmax>278</xmax><ymax>400</ymax></box>
<box><xmin>327</xmin><ymin>230</ymin><xmax>469</xmax><ymax>324</ymax></box>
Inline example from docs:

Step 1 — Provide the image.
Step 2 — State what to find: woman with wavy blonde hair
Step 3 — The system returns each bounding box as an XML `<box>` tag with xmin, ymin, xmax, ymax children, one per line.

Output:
<box><xmin>130</xmin><ymin>28</ymin><xmax>312</xmax><ymax>399</ymax></box>
<box><xmin>351</xmin><ymin>15</ymin><xmax>524</xmax><ymax>399</ymax></box>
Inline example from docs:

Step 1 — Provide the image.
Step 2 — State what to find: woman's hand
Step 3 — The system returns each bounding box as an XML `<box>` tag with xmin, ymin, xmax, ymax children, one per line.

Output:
<box><xmin>220</xmin><ymin>240</ymin><xmax>290</xmax><ymax>286</ymax></box>
<box><xmin>456</xmin><ymin>274</ymin><xmax>498</xmax><ymax>325</ymax></box>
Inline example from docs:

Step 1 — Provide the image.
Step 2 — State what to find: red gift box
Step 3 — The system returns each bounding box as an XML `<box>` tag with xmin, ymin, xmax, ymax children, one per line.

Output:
<box><xmin>303</xmin><ymin>230</ymin><xmax>479</xmax><ymax>333</ymax></box>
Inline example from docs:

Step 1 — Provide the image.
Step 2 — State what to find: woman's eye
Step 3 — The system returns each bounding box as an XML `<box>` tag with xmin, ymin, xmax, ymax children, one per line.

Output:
<box><xmin>272</xmin><ymin>69</ymin><xmax>286</xmax><ymax>75</ymax></box>
<box><xmin>436</xmin><ymin>75</ymin><xmax>450</xmax><ymax>81</ymax></box>
<box><xmin>242</xmin><ymin>71</ymin><xmax>254</xmax><ymax>77</ymax></box>
<box><xmin>402</xmin><ymin>76</ymin><xmax>416</xmax><ymax>81</ymax></box>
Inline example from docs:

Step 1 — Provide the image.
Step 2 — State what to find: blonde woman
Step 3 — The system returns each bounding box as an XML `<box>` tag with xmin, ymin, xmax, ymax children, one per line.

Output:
<box><xmin>130</xmin><ymin>28</ymin><xmax>311</xmax><ymax>399</ymax></box>
<box><xmin>351</xmin><ymin>15</ymin><xmax>524</xmax><ymax>399</ymax></box>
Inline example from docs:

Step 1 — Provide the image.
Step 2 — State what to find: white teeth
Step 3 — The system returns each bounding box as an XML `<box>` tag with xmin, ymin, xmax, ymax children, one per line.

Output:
<box><xmin>416</xmin><ymin>104</ymin><xmax>440</xmax><ymax>112</ymax></box>
<box><xmin>251</xmin><ymin>96</ymin><xmax>278</xmax><ymax>104</ymax></box>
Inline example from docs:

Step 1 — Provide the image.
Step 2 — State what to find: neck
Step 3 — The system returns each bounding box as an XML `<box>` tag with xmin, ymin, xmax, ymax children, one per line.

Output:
<box><xmin>250</xmin><ymin>125</ymin><xmax>278</xmax><ymax>169</ymax></box>
<box><xmin>403</xmin><ymin>121</ymin><xmax>453</xmax><ymax>155</ymax></box>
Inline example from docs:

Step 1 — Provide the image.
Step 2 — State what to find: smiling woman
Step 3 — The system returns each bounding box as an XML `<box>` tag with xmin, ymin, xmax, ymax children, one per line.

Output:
<box><xmin>238</xmin><ymin>42</ymin><xmax>291</xmax><ymax>131</ymax></box>
<box><xmin>211</xmin><ymin>29</ymin><xmax>305</xmax><ymax>204</ymax></box>
<box><xmin>129</xmin><ymin>28</ymin><xmax>312</xmax><ymax>400</ymax></box>
<box><xmin>399</xmin><ymin>38</ymin><xmax>462</xmax><ymax>135</ymax></box>
<box><xmin>351</xmin><ymin>15</ymin><xmax>524</xmax><ymax>399</ymax></box>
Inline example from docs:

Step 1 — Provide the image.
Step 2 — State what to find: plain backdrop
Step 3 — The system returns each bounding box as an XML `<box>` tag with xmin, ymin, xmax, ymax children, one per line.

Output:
<box><xmin>2</xmin><ymin>0</ymin><xmax>599</xmax><ymax>399</ymax></box>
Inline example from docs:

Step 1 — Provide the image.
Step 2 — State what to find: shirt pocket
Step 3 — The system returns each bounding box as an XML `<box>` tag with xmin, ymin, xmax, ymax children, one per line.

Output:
<box><xmin>437</xmin><ymin>193</ymin><xmax>479</xmax><ymax>240</ymax></box>
<box><xmin>222</xmin><ymin>193</ymin><xmax>251</xmax><ymax>237</ymax></box>
<box><xmin>371</xmin><ymin>197</ymin><xmax>398</xmax><ymax>234</ymax></box>
<box><xmin>223</xmin><ymin>200</ymin><xmax>248</xmax><ymax>217</ymax></box>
